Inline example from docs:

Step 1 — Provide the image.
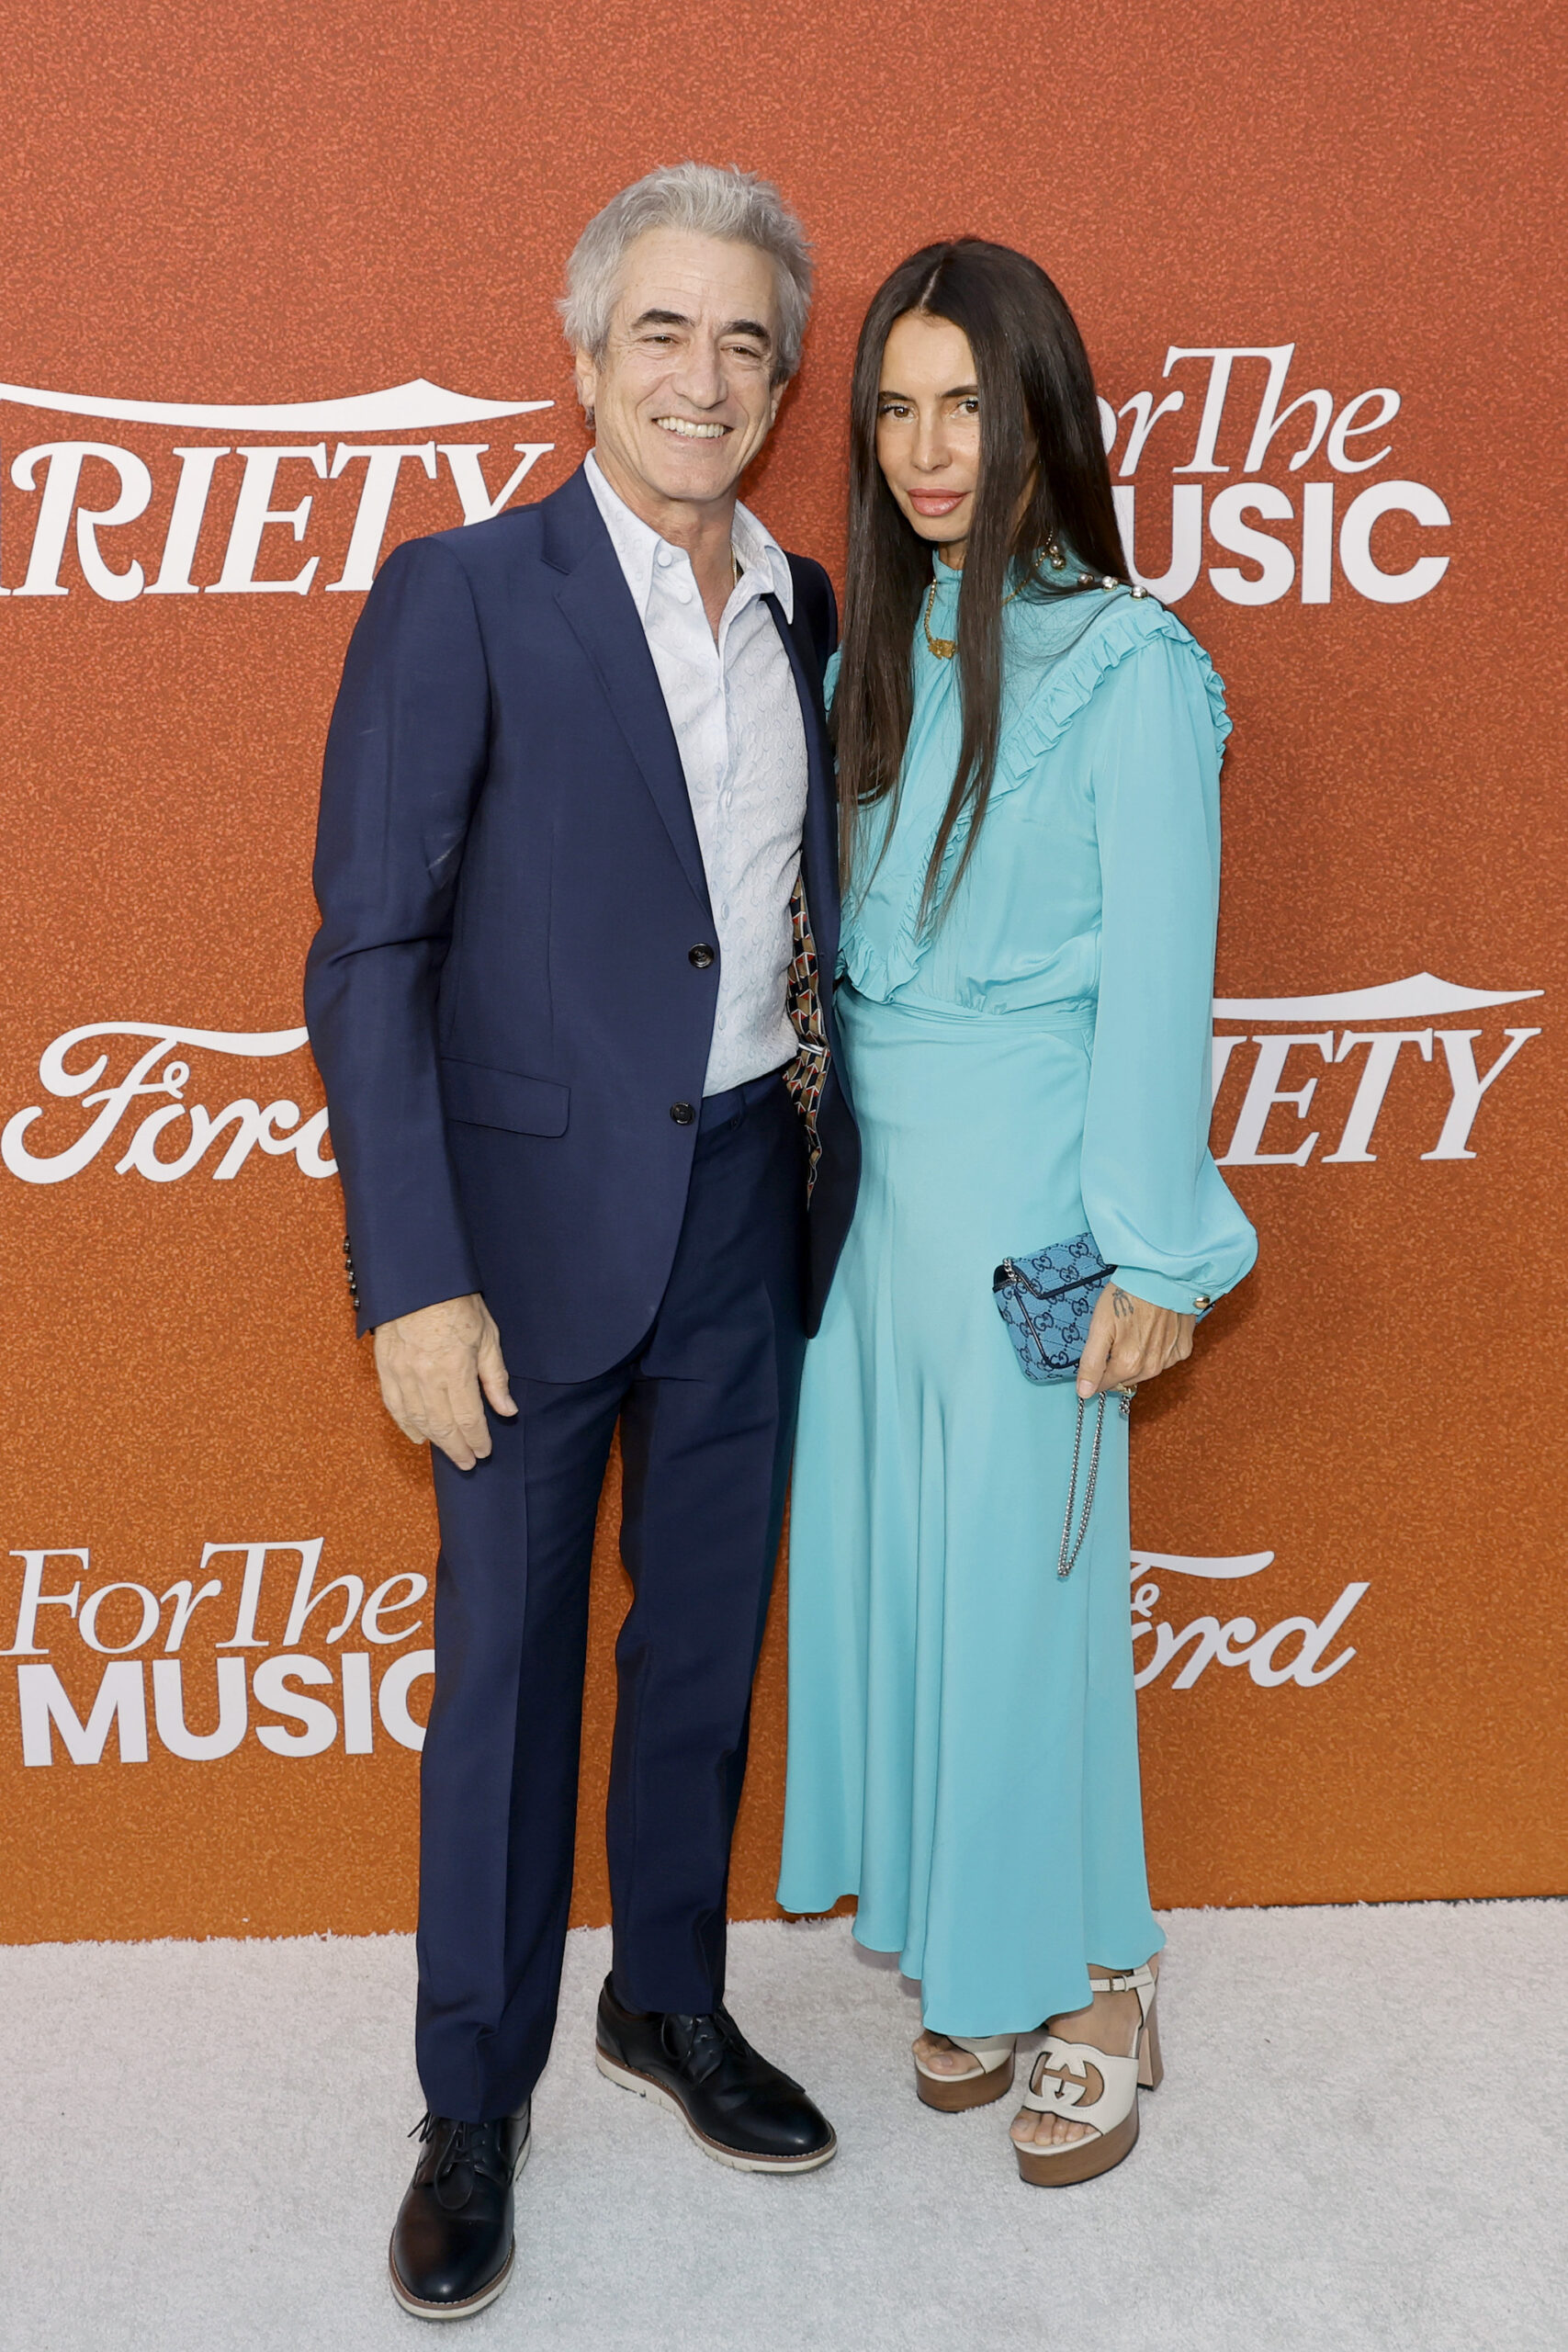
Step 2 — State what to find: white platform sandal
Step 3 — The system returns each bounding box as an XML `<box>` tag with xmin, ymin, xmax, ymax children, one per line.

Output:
<box><xmin>913</xmin><ymin>2031</ymin><xmax>1019</xmax><ymax>2112</ymax></box>
<box><xmin>1013</xmin><ymin>1965</ymin><xmax>1162</xmax><ymax>2185</ymax></box>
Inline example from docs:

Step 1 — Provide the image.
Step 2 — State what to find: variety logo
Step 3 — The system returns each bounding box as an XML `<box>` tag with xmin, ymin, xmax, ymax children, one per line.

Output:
<box><xmin>0</xmin><ymin>376</ymin><xmax>554</xmax><ymax>599</ymax></box>
<box><xmin>1210</xmin><ymin>973</ymin><xmax>1542</xmax><ymax>1166</ymax></box>
<box><xmin>1130</xmin><ymin>1551</ymin><xmax>1369</xmax><ymax>1690</ymax></box>
<box><xmin>1098</xmin><ymin>343</ymin><xmax>1450</xmax><ymax>605</ymax></box>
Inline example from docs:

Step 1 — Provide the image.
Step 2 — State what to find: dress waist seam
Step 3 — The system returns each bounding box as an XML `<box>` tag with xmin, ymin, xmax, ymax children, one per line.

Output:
<box><xmin>838</xmin><ymin>985</ymin><xmax>1096</xmax><ymax>1040</ymax></box>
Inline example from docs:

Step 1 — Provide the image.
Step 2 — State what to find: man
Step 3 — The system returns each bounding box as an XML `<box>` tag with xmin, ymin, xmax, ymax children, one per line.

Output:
<box><xmin>304</xmin><ymin>164</ymin><xmax>858</xmax><ymax>2320</ymax></box>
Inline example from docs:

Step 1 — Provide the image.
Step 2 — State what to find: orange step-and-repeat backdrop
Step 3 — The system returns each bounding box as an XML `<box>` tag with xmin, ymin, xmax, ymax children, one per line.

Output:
<box><xmin>2</xmin><ymin>0</ymin><xmax>1562</xmax><ymax>1941</ymax></box>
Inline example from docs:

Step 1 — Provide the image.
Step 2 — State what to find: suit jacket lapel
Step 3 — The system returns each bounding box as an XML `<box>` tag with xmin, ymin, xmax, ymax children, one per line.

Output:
<box><xmin>765</xmin><ymin>590</ymin><xmax>841</xmax><ymax>992</ymax></box>
<box><xmin>547</xmin><ymin>474</ymin><xmax>710</xmax><ymax>911</ymax></box>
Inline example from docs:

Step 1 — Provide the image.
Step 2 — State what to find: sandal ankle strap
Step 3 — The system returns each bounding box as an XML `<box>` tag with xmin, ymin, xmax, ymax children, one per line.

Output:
<box><xmin>1086</xmin><ymin>1965</ymin><xmax>1156</xmax><ymax>1996</ymax></box>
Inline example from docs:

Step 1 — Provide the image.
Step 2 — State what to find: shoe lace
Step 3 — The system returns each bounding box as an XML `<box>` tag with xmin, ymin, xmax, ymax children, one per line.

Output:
<box><xmin>410</xmin><ymin>2113</ymin><xmax>509</xmax><ymax>2188</ymax></box>
<box><xmin>670</xmin><ymin>2004</ymin><xmax>749</xmax><ymax>2082</ymax></box>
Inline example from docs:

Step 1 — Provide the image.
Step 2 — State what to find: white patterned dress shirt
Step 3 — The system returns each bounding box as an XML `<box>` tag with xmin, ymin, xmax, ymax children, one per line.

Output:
<box><xmin>584</xmin><ymin>452</ymin><xmax>807</xmax><ymax>1095</ymax></box>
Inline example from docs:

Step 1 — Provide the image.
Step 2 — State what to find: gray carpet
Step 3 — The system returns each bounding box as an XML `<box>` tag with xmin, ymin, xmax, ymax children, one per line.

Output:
<box><xmin>2</xmin><ymin>1902</ymin><xmax>1562</xmax><ymax>2351</ymax></box>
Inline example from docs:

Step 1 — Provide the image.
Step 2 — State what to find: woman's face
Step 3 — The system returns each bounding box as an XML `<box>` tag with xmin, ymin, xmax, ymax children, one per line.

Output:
<box><xmin>875</xmin><ymin>311</ymin><xmax>981</xmax><ymax>566</ymax></box>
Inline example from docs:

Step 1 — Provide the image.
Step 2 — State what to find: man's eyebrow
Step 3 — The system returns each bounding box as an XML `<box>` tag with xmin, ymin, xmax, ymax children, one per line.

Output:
<box><xmin>627</xmin><ymin>307</ymin><xmax>773</xmax><ymax>346</ymax></box>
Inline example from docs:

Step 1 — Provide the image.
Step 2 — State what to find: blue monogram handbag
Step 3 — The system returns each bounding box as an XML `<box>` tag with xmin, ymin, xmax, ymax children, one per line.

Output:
<box><xmin>991</xmin><ymin>1230</ymin><xmax>1129</xmax><ymax>1579</ymax></box>
<box><xmin>992</xmin><ymin>1230</ymin><xmax>1112</xmax><ymax>1383</ymax></box>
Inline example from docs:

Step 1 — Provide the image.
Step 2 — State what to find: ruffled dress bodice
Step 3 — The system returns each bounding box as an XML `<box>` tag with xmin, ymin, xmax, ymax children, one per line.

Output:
<box><xmin>838</xmin><ymin>561</ymin><xmax>1232</xmax><ymax>1015</ymax></box>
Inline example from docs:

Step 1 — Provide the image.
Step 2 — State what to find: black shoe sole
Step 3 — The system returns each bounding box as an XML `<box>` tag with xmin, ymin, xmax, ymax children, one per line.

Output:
<box><xmin>594</xmin><ymin>2046</ymin><xmax>838</xmax><ymax>2174</ymax></box>
<box><xmin>386</xmin><ymin>2128</ymin><xmax>530</xmax><ymax>2320</ymax></box>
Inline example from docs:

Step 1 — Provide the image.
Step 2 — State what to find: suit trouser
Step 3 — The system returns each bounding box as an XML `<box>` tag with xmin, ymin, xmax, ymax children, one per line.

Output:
<box><xmin>415</xmin><ymin>1070</ymin><xmax>807</xmax><ymax>2122</ymax></box>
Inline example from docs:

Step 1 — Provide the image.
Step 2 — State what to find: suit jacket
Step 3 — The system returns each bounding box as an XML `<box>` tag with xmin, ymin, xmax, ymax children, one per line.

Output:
<box><xmin>303</xmin><ymin>463</ymin><xmax>860</xmax><ymax>1384</ymax></box>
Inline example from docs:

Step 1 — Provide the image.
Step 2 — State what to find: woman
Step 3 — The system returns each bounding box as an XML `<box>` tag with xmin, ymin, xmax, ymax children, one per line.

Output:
<box><xmin>778</xmin><ymin>242</ymin><xmax>1257</xmax><ymax>2185</ymax></box>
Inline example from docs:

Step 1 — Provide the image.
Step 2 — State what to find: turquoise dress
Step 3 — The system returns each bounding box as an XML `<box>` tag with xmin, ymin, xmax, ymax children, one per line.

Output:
<box><xmin>777</xmin><ymin>560</ymin><xmax>1258</xmax><ymax>2038</ymax></box>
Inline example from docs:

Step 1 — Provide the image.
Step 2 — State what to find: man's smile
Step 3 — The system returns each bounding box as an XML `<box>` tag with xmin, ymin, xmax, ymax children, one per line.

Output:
<box><xmin>653</xmin><ymin>415</ymin><xmax>729</xmax><ymax>438</ymax></box>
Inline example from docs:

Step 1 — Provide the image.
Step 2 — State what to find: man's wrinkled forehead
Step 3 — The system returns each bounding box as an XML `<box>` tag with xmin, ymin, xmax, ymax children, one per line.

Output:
<box><xmin>609</xmin><ymin>231</ymin><xmax>781</xmax><ymax>345</ymax></box>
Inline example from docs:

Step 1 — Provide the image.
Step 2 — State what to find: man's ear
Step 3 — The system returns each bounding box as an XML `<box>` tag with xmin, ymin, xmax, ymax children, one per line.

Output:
<box><xmin>573</xmin><ymin>347</ymin><xmax>597</xmax><ymax>419</ymax></box>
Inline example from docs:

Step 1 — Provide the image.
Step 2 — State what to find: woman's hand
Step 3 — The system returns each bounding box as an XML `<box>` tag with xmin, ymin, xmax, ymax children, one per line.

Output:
<box><xmin>1076</xmin><ymin>1283</ymin><xmax>1195</xmax><ymax>1400</ymax></box>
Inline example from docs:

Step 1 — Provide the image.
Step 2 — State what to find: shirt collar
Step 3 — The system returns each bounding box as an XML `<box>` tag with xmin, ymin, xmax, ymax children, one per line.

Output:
<box><xmin>584</xmin><ymin>450</ymin><xmax>793</xmax><ymax>623</ymax></box>
<box><xmin>730</xmin><ymin>498</ymin><xmax>794</xmax><ymax>620</ymax></box>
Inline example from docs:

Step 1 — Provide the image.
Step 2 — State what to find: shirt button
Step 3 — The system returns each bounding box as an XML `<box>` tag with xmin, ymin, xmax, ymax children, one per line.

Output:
<box><xmin>688</xmin><ymin>943</ymin><xmax>716</xmax><ymax>968</ymax></box>
<box><xmin>656</xmin><ymin>548</ymin><xmax>673</xmax><ymax>568</ymax></box>
<box><xmin>670</xmin><ymin>1102</ymin><xmax>695</xmax><ymax>1125</ymax></box>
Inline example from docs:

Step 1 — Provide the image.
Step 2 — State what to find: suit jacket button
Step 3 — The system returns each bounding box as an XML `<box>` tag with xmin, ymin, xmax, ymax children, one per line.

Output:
<box><xmin>670</xmin><ymin>1102</ymin><xmax>695</xmax><ymax>1125</ymax></box>
<box><xmin>688</xmin><ymin>943</ymin><xmax>716</xmax><ymax>968</ymax></box>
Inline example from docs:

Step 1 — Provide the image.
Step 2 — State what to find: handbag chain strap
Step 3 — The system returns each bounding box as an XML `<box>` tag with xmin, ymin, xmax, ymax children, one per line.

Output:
<box><xmin>1056</xmin><ymin>1389</ymin><xmax>1133</xmax><ymax>1578</ymax></box>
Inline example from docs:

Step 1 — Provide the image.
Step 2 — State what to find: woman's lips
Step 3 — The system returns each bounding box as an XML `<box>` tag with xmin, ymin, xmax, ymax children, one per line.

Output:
<box><xmin>906</xmin><ymin>490</ymin><xmax>968</xmax><ymax>516</ymax></box>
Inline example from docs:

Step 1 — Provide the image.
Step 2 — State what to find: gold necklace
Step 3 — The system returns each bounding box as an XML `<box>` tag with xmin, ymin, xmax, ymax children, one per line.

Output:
<box><xmin>920</xmin><ymin>577</ymin><xmax>959</xmax><ymax>660</ymax></box>
<box><xmin>920</xmin><ymin>548</ymin><xmax>1127</xmax><ymax>660</ymax></box>
<box><xmin>921</xmin><ymin>557</ymin><xmax>1041</xmax><ymax>660</ymax></box>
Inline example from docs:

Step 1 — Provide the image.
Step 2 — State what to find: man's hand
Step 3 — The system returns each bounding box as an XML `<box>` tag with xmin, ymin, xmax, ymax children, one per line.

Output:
<box><xmin>1076</xmin><ymin>1283</ymin><xmax>1195</xmax><ymax>1401</ymax></box>
<box><xmin>372</xmin><ymin>1294</ymin><xmax>517</xmax><ymax>1469</ymax></box>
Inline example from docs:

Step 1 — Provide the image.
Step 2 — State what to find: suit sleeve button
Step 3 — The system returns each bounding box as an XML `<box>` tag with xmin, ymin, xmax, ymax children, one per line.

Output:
<box><xmin>670</xmin><ymin>1102</ymin><xmax>695</xmax><ymax>1125</ymax></box>
<box><xmin>688</xmin><ymin>943</ymin><xmax>716</xmax><ymax>968</ymax></box>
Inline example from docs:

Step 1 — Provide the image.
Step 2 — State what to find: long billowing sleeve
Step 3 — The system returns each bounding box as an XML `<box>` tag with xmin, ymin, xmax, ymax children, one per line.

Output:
<box><xmin>1077</xmin><ymin>628</ymin><xmax>1257</xmax><ymax>1313</ymax></box>
<box><xmin>303</xmin><ymin>536</ymin><xmax>489</xmax><ymax>1335</ymax></box>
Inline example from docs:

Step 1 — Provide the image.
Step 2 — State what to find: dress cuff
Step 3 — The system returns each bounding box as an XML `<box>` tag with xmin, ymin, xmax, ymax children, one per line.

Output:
<box><xmin>1108</xmin><ymin>1266</ymin><xmax>1217</xmax><ymax>1317</ymax></box>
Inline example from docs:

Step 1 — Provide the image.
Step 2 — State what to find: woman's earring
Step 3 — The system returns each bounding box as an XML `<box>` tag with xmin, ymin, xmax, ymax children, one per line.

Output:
<box><xmin>1046</xmin><ymin>538</ymin><xmax>1066</xmax><ymax>571</ymax></box>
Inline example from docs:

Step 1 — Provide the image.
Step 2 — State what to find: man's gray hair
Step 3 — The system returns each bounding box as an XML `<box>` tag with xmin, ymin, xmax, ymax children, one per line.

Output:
<box><xmin>559</xmin><ymin>163</ymin><xmax>813</xmax><ymax>384</ymax></box>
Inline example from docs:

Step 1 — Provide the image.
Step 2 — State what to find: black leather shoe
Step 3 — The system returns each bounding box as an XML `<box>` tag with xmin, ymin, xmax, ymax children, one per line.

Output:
<box><xmin>595</xmin><ymin>1975</ymin><xmax>837</xmax><ymax>2172</ymax></box>
<box><xmin>388</xmin><ymin>2106</ymin><xmax>530</xmax><ymax>2320</ymax></box>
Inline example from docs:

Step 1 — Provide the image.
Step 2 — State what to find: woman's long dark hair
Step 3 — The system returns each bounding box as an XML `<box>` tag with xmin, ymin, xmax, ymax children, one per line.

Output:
<box><xmin>834</xmin><ymin>240</ymin><xmax>1125</xmax><ymax>923</ymax></box>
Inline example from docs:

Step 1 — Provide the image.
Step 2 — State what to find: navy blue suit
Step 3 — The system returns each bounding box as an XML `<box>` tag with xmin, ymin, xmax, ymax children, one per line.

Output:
<box><xmin>305</xmin><ymin>466</ymin><xmax>857</xmax><ymax>2120</ymax></box>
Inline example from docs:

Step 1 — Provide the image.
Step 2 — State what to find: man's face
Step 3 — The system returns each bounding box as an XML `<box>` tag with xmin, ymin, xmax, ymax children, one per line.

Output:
<box><xmin>575</xmin><ymin>228</ymin><xmax>785</xmax><ymax>522</ymax></box>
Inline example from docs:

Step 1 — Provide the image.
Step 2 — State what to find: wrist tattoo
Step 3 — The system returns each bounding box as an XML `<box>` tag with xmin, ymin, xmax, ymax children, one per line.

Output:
<box><xmin>1111</xmin><ymin>1287</ymin><xmax>1134</xmax><ymax>1320</ymax></box>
